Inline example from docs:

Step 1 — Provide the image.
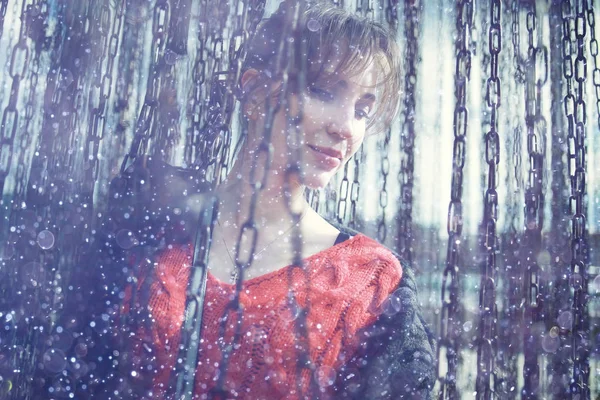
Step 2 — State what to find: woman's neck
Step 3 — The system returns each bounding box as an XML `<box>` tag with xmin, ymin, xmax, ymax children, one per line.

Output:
<box><xmin>217</xmin><ymin>147</ymin><xmax>309</xmax><ymax>230</ymax></box>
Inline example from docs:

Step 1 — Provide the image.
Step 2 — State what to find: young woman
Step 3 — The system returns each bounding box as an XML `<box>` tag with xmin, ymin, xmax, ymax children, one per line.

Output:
<box><xmin>124</xmin><ymin>2</ymin><xmax>435</xmax><ymax>399</ymax></box>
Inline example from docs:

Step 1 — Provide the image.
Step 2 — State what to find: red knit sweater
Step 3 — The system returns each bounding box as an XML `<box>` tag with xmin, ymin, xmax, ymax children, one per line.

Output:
<box><xmin>126</xmin><ymin>233</ymin><xmax>402</xmax><ymax>399</ymax></box>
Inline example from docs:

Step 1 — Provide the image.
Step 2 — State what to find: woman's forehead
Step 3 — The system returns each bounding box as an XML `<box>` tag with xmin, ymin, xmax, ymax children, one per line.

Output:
<box><xmin>310</xmin><ymin>38</ymin><xmax>389</xmax><ymax>86</ymax></box>
<box><xmin>314</xmin><ymin>57</ymin><xmax>385</xmax><ymax>90</ymax></box>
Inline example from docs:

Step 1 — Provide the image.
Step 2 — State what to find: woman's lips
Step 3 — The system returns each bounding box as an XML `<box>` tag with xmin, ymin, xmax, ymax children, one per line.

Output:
<box><xmin>307</xmin><ymin>145</ymin><xmax>342</xmax><ymax>169</ymax></box>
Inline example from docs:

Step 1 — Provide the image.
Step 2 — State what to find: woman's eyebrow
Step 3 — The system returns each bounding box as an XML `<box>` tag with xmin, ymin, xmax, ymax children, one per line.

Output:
<box><xmin>329</xmin><ymin>79</ymin><xmax>377</xmax><ymax>101</ymax></box>
<box><xmin>360</xmin><ymin>93</ymin><xmax>376</xmax><ymax>102</ymax></box>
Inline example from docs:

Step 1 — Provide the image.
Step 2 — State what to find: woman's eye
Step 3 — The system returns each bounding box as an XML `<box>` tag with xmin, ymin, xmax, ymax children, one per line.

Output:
<box><xmin>309</xmin><ymin>87</ymin><xmax>334</xmax><ymax>102</ymax></box>
<box><xmin>355</xmin><ymin>109</ymin><xmax>371</xmax><ymax>120</ymax></box>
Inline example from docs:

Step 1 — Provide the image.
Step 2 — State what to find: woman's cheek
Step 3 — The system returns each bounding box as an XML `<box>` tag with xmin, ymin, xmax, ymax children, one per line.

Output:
<box><xmin>302</xmin><ymin>96</ymin><xmax>327</xmax><ymax>120</ymax></box>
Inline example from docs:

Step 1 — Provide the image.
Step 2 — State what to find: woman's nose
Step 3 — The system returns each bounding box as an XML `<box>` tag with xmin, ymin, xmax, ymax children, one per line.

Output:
<box><xmin>326</xmin><ymin>119</ymin><xmax>353</xmax><ymax>140</ymax></box>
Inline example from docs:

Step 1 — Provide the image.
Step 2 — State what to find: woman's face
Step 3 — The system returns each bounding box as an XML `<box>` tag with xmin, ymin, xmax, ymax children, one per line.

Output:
<box><xmin>245</xmin><ymin>59</ymin><xmax>381</xmax><ymax>190</ymax></box>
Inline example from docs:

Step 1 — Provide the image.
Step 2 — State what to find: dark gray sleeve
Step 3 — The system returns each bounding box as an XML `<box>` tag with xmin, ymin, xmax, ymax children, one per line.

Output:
<box><xmin>327</xmin><ymin>224</ymin><xmax>437</xmax><ymax>399</ymax></box>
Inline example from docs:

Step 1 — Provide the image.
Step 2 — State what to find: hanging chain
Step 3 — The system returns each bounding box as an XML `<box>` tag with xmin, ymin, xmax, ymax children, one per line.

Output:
<box><xmin>82</xmin><ymin>0</ymin><xmax>125</xmax><ymax>211</ymax></box>
<box><xmin>210</xmin><ymin>2</ymin><xmax>290</xmax><ymax>397</ymax></box>
<box><xmin>355</xmin><ymin>0</ymin><xmax>374</xmax><ymax>19</ymax></box>
<box><xmin>587</xmin><ymin>1</ymin><xmax>600</xmax><ymax>130</ymax></box>
<box><xmin>348</xmin><ymin>146</ymin><xmax>361</xmax><ymax>229</ymax></box>
<box><xmin>397</xmin><ymin>0</ymin><xmax>417</xmax><ymax>265</ymax></box>
<box><xmin>0</xmin><ymin>0</ymin><xmax>32</xmax><ymax>197</ymax></box>
<box><xmin>510</xmin><ymin>0</ymin><xmax>525</xmax><ymax>83</ymax></box>
<box><xmin>336</xmin><ymin>161</ymin><xmax>350</xmax><ymax>224</ymax></box>
<box><xmin>377</xmin><ymin>124</ymin><xmax>390</xmax><ymax>243</ymax></box>
<box><xmin>191</xmin><ymin>2</ymin><xmax>231</xmax><ymax>183</ymax></box>
<box><xmin>9</xmin><ymin>0</ymin><xmax>48</xmax><ymax>229</ymax></box>
<box><xmin>563</xmin><ymin>0</ymin><xmax>590</xmax><ymax>397</ymax></box>
<box><xmin>0</xmin><ymin>0</ymin><xmax>8</xmax><ymax>39</ymax></box>
<box><xmin>119</xmin><ymin>0</ymin><xmax>169</xmax><ymax>175</ymax></box>
<box><xmin>438</xmin><ymin>1</ymin><xmax>473</xmax><ymax>399</ymax></box>
<box><xmin>185</xmin><ymin>6</ymin><xmax>207</xmax><ymax>167</ymax></box>
<box><xmin>282</xmin><ymin>5</ymin><xmax>320</xmax><ymax>395</ymax></box>
<box><xmin>375</xmin><ymin>0</ymin><xmax>399</xmax><ymax>244</ymax></box>
<box><xmin>476</xmin><ymin>1</ymin><xmax>500</xmax><ymax>399</ymax></box>
<box><xmin>522</xmin><ymin>3</ymin><xmax>549</xmax><ymax>397</ymax></box>
<box><xmin>498</xmin><ymin>1</ymin><xmax>522</xmax><ymax>395</ymax></box>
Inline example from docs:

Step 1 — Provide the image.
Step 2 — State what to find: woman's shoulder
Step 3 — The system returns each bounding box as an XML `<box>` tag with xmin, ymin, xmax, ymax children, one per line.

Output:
<box><xmin>320</xmin><ymin>221</ymin><xmax>402</xmax><ymax>277</ymax></box>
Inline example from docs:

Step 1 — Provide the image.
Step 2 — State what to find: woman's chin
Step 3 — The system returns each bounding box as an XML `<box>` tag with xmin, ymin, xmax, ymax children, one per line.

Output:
<box><xmin>302</xmin><ymin>171</ymin><xmax>335</xmax><ymax>190</ymax></box>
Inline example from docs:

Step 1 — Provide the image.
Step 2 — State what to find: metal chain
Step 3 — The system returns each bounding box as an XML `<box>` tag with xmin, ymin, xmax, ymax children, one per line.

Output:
<box><xmin>563</xmin><ymin>0</ymin><xmax>590</xmax><ymax>397</ymax></box>
<box><xmin>192</xmin><ymin>4</ymin><xmax>231</xmax><ymax>183</ymax></box>
<box><xmin>348</xmin><ymin>146</ymin><xmax>361</xmax><ymax>229</ymax></box>
<box><xmin>0</xmin><ymin>0</ymin><xmax>34</xmax><ymax>197</ymax></box>
<box><xmin>510</xmin><ymin>0</ymin><xmax>526</xmax><ymax>83</ymax></box>
<box><xmin>521</xmin><ymin>3</ymin><xmax>548</xmax><ymax>397</ymax></box>
<box><xmin>496</xmin><ymin>1</ymin><xmax>521</xmax><ymax>396</ymax></box>
<box><xmin>0</xmin><ymin>0</ymin><xmax>8</xmax><ymax>39</ymax></box>
<box><xmin>377</xmin><ymin>123</ymin><xmax>390</xmax><ymax>243</ymax></box>
<box><xmin>438</xmin><ymin>1</ymin><xmax>473</xmax><ymax>398</ymax></box>
<box><xmin>547</xmin><ymin>2</ymin><xmax>572</xmax><ymax>397</ymax></box>
<box><xmin>82</xmin><ymin>0</ymin><xmax>125</xmax><ymax>212</ymax></box>
<box><xmin>8</xmin><ymin>2</ymin><xmax>45</xmax><ymax>231</ymax></box>
<box><xmin>185</xmin><ymin>3</ymin><xmax>208</xmax><ymax>167</ymax></box>
<box><xmin>151</xmin><ymin>0</ymin><xmax>193</xmax><ymax>161</ymax></box>
<box><xmin>336</xmin><ymin>161</ymin><xmax>350</xmax><ymax>224</ymax></box>
<box><xmin>119</xmin><ymin>0</ymin><xmax>170</xmax><ymax>175</ymax></box>
<box><xmin>587</xmin><ymin>0</ymin><xmax>600</xmax><ymax>130</ymax></box>
<box><xmin>1</xmin><ymin>1</ymin><xmax>45</xmax><ymax>397</ymax></box>
<box><xmin>397</xmin><ymin>0</ymin><xmax>417</xmax><ymax>265</ymax></box>
<box><xmin>210</xmin><ymin>1</ymin><xmax>287</xmax><ymax>397</ymax></box>
<box><xmin>282</xmin><ymin>5</ymin><xmax>320</xmax><ymax>394</ymax></box>
<box><xmin>355</xmin><ymin>0</ymin><xmax>374</xmax><ymax>19</ymax></box>
<box><xmin>476</xmin><ymin>1</ymin><xmax>501</xmax><ymax>398</ymax></box>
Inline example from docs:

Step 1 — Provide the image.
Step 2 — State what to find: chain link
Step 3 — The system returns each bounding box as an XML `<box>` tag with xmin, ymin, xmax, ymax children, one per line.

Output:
<box><xmin>521</xmin><ymin>3</ymin><xmax>548</xmax><ymax>397</ymax></box>
<box><xmin>476</xmin><ymin>1</ymin><xmax>501</xmax><ymax>398</ymax></box>
<box><xmin>119</xmin><ymin>0</ymin><xmax>169</xmax><ymax>175</ymax></box>
<box><xmin>397</xmin><ymin>0</ymin><xmax>418</xmax><ymax>264</ymax></box>
<box><xmin>348</xmin><ymin>146</ymin><xmax>361</xmax><ymax>229</ymax></box>
<box><xmin>499</xmin><ymin>2</ymin><xmax>523</xmax><ymax>393</ymax></box>
<box><xmin>438</xmin><ymin>1</ymin><xmax>473</xmax><ymax>399</ymax></box>
<box><xmin>562</xmin><ymin>0</ymin><xmax>590</xmax><ymax>397</ymax></box>
<box><xmin>587</xmin><ymin>0</ymin><xmax>600</xmax><ymax>130</ymax></box>
<box><xmin>377</xmin><ymin>124</ymin><xmax>391</xmax><ymax>243</ymax></box>
<box><xmin>82</xmin><ymin>0</ymin><xmax>124</xmax><ymax>207</ymax></box>
<box><xmin>0</xmin><ymin>0</ymin><xmax>33</xmax><ymax>197</ymax></box>
<box><xmin>510</xmin><ymin>0</ymin><xmax>526</xmax><ymax>83</ymax></box>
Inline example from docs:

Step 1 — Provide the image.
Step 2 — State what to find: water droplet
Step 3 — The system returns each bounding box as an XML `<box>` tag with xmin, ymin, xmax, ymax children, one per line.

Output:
<box><xmin>557</xmin><ymin>311</ymin><xmax>573</xmax><ymax>330</ymax></box>
<box><xmin>307</xmin><ymin>19</ymin><xmax>321</xmax><ymax>32</ymax></box>
<box><xmin>0</xmin><ymin>243</ymin><xmax>15</xmax><ymax>260</ymax></box>
<box><xmin>115</xmin><ymin>229</ymin><xmax>139</xmax><ymax>250</ymax></box>
<box><xmin>314</xmin><ymin>365</ymin><xmax>336</xmax><ymax>388</ymax></box>
<box><xmin>382</xmin><ymin>293</ymin><xmax>402</xmax><ymax>316</ymax></box>
<box><xmin>43</xmin><ymin>348</ymin><xmax>67</xmax><ymax>374</ymax></box>
<box><xmin>74</xmin><ymin>343</ymin><xmax>88</xmax><ymax>358</ymax></box>
<box><xmin>569</xmin><ymin>273</ymin><xmax>583</xmax><ymax>290</ymax></box>
<box><xmin>463</xmin><ymin>321</ymin><xmax>473</xmax><ymax>332</ymax></box>
<box><xmin>280</xmin><ymin>305</ymin><xmax>301</xmax><ymax>324</ymax></box>
<box><xmin>58</xmin><ymin>69</ymin><xmax>74</xmax><ymax>89</ymax></box>
<box><xmin>542</xmin><ymin>333</ymin><xmax>560</xmax><ymax>353</ymax></box>
<box><xmin>37</xmin><ymin>230</ymin><xmax>55</xmax><ymax>250</ymax></box>
<box><xmin>164</xmin><ymin>49</ymin><xmax>179</xmax><ymax>65</ymax></box>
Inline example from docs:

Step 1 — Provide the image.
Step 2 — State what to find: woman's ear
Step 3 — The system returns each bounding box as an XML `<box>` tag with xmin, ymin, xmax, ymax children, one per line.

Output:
<box><xmin>241</xmin><ymin>69</ymin><xmax>262</xmax><ymax>120</ymax></box>
<box><xmin>241</xmin><ymin>68</ymin><xmax>260</xmax><ymax>92</ymax></box>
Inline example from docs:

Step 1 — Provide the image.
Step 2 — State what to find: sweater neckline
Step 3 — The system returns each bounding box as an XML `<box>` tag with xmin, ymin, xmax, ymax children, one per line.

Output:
<box><xmin>208</xmin><ymin>233</ymin><xmax>363</xmax><ymax>287</ymax></box>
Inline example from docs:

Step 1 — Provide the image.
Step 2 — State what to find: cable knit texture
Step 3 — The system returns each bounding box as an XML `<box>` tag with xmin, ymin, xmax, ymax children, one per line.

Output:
<box><xmin>126</xmin><ymin>233</ymin><xmax>401</xmax><ymax>399</ymax></box>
